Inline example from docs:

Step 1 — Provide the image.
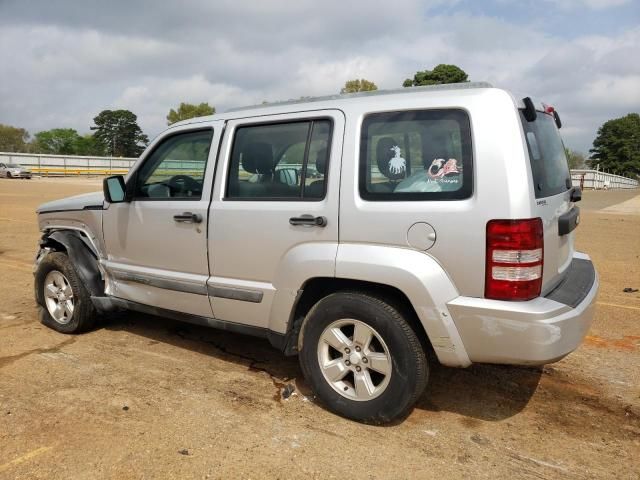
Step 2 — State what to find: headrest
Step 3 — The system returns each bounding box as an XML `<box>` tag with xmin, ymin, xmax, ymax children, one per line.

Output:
<box><xmin>242</xmin><ymin>142</ymin><xmax>273</xmax><ymax>174</ymax></box>
<box><xmin>315</xmin><ymin>148</ymin><xmax>328</xmax><ymax>175</ymax></box>
<box><xmin>376</xmin><ymin>137</ymin><xmax>405</xmax><ymax>180</ymax></box>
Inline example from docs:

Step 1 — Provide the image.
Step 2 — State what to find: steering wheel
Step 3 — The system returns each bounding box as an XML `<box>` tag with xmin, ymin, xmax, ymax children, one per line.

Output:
<box><xmin>167</xmin><ymin>175</ymin><xmax>201</xmax><ymax>196</ymax></box>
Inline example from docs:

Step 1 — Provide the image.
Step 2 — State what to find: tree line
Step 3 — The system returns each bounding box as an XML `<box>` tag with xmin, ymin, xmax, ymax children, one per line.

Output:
<box><xmin>0</xmin><ymin>102</ymin><xmax>216</xmax><ymax>158</ymax></box>
<box><xmin>0</xmin><ymin>63</ymin><xmax>637</xmax><ymax>177</ymax></box>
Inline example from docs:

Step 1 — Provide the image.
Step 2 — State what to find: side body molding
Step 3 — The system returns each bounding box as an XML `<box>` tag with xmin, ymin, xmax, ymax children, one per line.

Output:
<box><xmin>335</xmin><ymin>244</ymin><xmax>471</xmax><ymax>367</ymax></box>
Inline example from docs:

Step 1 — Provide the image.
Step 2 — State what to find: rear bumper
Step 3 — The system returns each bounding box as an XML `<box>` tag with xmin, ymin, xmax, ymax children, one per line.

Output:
<box><xmin>447</xmin><ymin>252</ymin><xmax>598</xmax><ymax>365</ymax></box>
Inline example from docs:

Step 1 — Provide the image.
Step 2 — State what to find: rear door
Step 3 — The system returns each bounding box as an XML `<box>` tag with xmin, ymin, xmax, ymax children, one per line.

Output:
<box><xmin>208</xmin><ymin>110</ymin><xmax>344</xmax><ymax>328</ymax></box>
<box><xmin>520</xmin><ymin>110</ymin><xmax>574</xmax><ymax>293</ymax></box>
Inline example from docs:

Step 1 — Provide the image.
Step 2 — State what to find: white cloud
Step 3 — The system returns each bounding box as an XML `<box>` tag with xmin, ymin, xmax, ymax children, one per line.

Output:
<box><xmin>543</xmin><ymin>0</ymin><xmax>631</xmax><ymax>10</ymax></box>
<box><xmin>0</xmin><ymin>1</ymin><xmax>638</xmax><ymax>154</ymax></box>
<box><xmin>113</xmin><ymin>76</ymin><xmax>253</xmax><ymax>135</ymax></box>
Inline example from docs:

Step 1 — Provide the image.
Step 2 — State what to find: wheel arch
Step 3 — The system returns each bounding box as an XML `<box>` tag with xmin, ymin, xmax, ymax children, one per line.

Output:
<box><xmin>289</xmin><ymin>277</ymin><xmax>435</xmax><ymax>357</ymax></box>
<box><xmin>281</xmin><ymin>244</ymin><xmax>472</xmax><ymax>367</ymax></box>
<box><xmin>37</xmin><ymin>229</ymin><xmax>105</xmax><ymax>299</ymax></box>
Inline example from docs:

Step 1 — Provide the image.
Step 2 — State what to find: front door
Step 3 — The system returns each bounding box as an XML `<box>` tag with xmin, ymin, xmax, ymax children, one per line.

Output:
<box><xmin>209</xmin><ymin>110</ymin><xmax>344</xmax><ymax>328</ymax></box>
<box><xmin>102</xmin><ymin>123</ymin><xmax>221</xmax><ymax>317</ymax></box>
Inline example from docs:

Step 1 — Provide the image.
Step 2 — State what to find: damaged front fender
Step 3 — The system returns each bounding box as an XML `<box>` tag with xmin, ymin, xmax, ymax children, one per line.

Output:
<box><xmin>37</xmin><ymin>230</ymin><xmax>106</xmax><ymax>304</ymax></box>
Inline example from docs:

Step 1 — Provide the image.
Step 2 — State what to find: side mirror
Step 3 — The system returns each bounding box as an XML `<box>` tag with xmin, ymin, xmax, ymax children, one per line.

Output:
<box><xmin>103</xmin><ymin>175</ymin><xmax>127</xmax><ymax>203</ymax></box>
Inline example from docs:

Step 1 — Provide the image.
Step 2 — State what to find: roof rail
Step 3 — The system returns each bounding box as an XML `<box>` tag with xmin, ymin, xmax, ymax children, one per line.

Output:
<box><xmin>226</xmin><ymin>81</ymin><xmax>494</xmax><ymax>113</ymax></box>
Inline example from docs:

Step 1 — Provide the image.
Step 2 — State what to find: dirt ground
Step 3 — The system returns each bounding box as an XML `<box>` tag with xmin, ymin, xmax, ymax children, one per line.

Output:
<box><xmin>1</xmin><ymin>177</ymin><xmax>639</xmax><ymax>479</ymax></box>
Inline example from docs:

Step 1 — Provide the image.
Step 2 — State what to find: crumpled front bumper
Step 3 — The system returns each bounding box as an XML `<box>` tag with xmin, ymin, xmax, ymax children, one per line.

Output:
<box><xmin>447</xmin><ymin>252</ymin><xmax>598</xmax><ymax>366</ymax></box>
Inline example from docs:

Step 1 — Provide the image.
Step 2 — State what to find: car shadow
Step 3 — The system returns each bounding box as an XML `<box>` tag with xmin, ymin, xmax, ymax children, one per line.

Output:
<box><xmin>103</xmin><ymin>311</ymin><xmax>541</xmax><ymax>422</ymax></box>
<box><xmin>414</xmin><ymin>362</ymin><xmax>542</xmax><ymax>422</ymax></box>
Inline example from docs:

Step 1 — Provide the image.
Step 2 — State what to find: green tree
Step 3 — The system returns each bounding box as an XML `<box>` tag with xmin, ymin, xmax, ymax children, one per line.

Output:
<box><xmin>341</xmin><ymin>78</ymin><xmax>378</xmax><ymax>94</ymax></box>
<box><xmin>589</xmin><ymin>113</ymin><xmax>640</xmax><ymax>177</ymax></box>
<box><xmin>33</xmin><ymin>128</ymin><xmax>82</xmax><ymax>155</ymax></box>
<box><xmin>565</xmin><ymin>148</ymin><xmax>586</xmax><ymax>170</ymax></box>
<box><xmin>166</xmin><ymin>102</ymin><xmax>215</xmax><ymax>125</ymax></box>
<box><xmin>74</xmin><ymin>134</ymin><xmax>104</xmax><ymax>156</ymax></box>
<box><xmin>403</xmin><ymin>64</ymin><xmax>469</xmax><ymax>87</ymax></box>
<box><xmin>90</xmin><ymin>110</ymin><xmax>149</xmax><ymax>157</ymax></box>
<box><xmin>0</xmin><ymin>124</ymin><xmax>30</xmax><ymax>152</ymax></box>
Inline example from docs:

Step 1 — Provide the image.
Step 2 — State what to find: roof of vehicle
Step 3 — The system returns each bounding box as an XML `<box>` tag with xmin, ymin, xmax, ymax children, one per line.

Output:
<box><xmin>170</xmin><ymin>81</ymin><xmax>500</xmax><ymax>127</ymax></box>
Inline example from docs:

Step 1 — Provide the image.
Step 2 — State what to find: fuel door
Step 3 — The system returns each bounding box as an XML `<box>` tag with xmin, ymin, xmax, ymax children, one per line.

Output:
<box><xmin>407</xmin><ymin>222</ymin><xmax>436</xmax><ymax>251</ymax></box>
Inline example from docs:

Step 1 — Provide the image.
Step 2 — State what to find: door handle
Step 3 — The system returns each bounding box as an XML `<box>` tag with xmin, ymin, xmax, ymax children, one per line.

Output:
<box><xmin>289</xmin><ymin>214</ymin><xmax>327</xmax><ymax>227</ymax></box>
<box><xmin>173</xmin><ymin>212</ymin><xmax>203</xmax><ymax>224</ymax></box>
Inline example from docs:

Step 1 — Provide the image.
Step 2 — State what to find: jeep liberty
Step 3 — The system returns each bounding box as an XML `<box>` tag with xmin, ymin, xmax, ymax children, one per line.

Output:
<box><xmin>34</xmin><ymin>83</ymin><xmax>598</xmax><ymax>422</ymax></box>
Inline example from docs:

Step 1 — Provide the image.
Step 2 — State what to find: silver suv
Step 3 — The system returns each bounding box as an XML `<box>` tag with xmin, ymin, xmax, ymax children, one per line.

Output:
<box><xmin>34</xmin><ymin>83</ymin><xmax>598</xmax><ymax>423</ymax></box>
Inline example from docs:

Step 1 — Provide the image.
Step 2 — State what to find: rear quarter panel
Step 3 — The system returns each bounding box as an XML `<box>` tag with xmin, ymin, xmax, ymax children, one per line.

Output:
<box><xmin>338</xmin><ymin>87</ymin><xmax>535</xmax><ymax>298</ymax></box>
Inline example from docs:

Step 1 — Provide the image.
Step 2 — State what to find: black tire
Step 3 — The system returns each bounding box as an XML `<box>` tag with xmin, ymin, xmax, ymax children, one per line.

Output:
<box><xmin>6</xmin><ymin>172</ymin><xmax>12</xmax><ymax>178</ymax></box>
<box><xmin>34</xmin><ymin>252</ymin><xmax>97</xmax><ymax>333</ymax></box>
<box><xmin>299</xmin><ymin>291</ymin><xmax>428</xmax><ymax>423</ymax></box>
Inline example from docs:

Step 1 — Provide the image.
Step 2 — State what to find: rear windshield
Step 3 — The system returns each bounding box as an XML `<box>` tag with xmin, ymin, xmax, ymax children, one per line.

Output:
<box><xmin>520</xmin><ymin>111</ymin><xmax>570</xmax><ymax>199</ymax></box>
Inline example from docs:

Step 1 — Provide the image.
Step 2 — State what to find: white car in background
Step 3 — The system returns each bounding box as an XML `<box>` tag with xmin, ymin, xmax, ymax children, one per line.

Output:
<box><xmin>0</xmin><ymin>162</ymin><xmax>32</xmax><ymax>179</ymax></box>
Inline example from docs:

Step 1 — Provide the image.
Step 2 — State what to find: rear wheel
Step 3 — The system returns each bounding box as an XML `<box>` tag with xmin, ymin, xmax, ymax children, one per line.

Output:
<box><xmin>35</xmin><ymin>252</ymin><xmax>97</xmax><ymax>333</ymax></box>
<box><xmin>299</xmin><ymin>291</ymin><xmax>428</xmax><ymax>423</ymax></box>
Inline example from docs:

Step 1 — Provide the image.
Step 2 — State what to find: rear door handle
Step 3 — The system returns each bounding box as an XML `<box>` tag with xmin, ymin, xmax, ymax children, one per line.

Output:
<box><xmin>173</xmin><ymin>212</ymin><xmax>202</xmax><ymax>224</ymax></box>
<box><xmin>289</xmin><ymin>214</ymin><xmax>327</xmax><ymax>227</ymax></box>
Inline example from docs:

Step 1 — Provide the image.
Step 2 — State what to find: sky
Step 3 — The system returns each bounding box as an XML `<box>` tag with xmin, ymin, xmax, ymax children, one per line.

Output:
<box><xmin>0</xmin><ymin>0</ymin><xmax>638</xmax><ymax>154</ymax></box>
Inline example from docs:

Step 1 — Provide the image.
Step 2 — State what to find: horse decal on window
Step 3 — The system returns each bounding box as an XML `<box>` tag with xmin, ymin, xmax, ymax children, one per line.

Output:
<box><xmin>388</xmin><ymin>145</ymin><xmax>406</xmax><ymax>175</ymax></box>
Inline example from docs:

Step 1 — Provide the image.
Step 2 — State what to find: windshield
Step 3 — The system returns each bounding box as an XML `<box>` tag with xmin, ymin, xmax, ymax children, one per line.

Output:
<box><xmin>6</xmin><ymin>163</ymin><xmax>22</xmax><ymax>168</ymax></box>
<box><xmin>520</xmin><ymin>111</ymin><xmax>570</xmax><ymax>199</ymax></box>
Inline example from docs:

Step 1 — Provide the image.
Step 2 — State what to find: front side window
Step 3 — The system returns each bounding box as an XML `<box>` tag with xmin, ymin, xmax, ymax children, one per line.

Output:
<box><xmin>360</xmin><ymin>109</ymin><xmax>473</xmax><ymax>201</ymax></box>
<box><xmin>134</xmin><ymin>129</ymin><xmax>213</xmax><ymax>200</ymax></box>
<box><xmin>226</xmin><ymin>119</ymin><xmax>331</xmax><ymax>200</ymax></box>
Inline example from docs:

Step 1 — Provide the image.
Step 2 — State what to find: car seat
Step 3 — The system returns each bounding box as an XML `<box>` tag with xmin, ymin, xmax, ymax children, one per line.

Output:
<box><xmin>305</xmin><ymin>148</ymin><xmax>328</xmax><ymax>198</ymax></box>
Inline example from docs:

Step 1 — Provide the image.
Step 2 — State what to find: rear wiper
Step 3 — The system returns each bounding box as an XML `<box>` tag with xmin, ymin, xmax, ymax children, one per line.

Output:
<box><xmin>522</xmin><ymin>97</ymin><xmax>537</xmax><ymax>122</ymax></box>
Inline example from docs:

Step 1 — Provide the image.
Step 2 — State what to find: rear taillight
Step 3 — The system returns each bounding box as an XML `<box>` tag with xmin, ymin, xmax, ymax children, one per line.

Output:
<box><xmin>485</xmin><ymin>218</ymin><xmax>544</xmax><ymax>301</ymax></box>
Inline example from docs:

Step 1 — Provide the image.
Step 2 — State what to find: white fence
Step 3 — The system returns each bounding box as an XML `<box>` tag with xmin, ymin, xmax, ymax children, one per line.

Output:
<box><xmin>571</xmin><ymin>169</ymin><xmax>638</xmax><ymax>190</ymax></box>
<box><xmin>0</xmin><ymin>152</ymin><xmax>137</xmax><ymax>176</ymax></box>
<box><xmin>2</xmin><ymin>152</ymin><xmax>639</xmax><ymax>189</ymax></box>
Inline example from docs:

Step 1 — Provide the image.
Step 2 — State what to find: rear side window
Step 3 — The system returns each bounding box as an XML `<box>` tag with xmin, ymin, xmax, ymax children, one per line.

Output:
<box><xmin>520</xmin><ymin>111</ymin><xmax>570</xmax><ymax>198</ymax></box>
<box><xmin>359</xmin><ymin>109</ymin><xmax>473</xmax><ymax>201</ymax></box>
<box><xmin>226</xmin><ymin>119</ymin><xmax>332</xmax><ymax>200</ymax></box>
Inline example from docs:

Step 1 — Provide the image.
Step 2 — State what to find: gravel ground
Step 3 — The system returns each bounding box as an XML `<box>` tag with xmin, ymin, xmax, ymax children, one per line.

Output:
<box><xmin>0</xmin><ymin>178</ymin><xmax>638</xmax><ymax>479</ymax></box>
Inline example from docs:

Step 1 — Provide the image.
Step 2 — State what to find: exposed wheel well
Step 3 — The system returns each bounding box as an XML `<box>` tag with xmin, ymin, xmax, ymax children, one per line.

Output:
<box><xmin>37</xmin><ymin>230</ymin><xmax>104</xmax><ymax>299</ymax></box>
<box><xmin>287</xmin><ymin>277</ymin><xmax>436</xmax><ymax>360</ymax></box>
<box><xmin>41</xmin><ymin>236</ymin><xmax>67</xmax><ymax>252</ymax></box>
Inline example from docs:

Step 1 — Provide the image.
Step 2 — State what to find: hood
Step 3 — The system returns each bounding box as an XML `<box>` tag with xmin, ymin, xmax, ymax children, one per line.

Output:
<box><xmin>37</xmin><ymin>191</ymin><xmax>104</xmax><ymax>214</ymax></box>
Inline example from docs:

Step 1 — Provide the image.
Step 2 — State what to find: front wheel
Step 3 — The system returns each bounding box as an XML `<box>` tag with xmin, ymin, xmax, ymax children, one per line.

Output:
<box><xmin>35</xmin><ymin>252</ymin><xmax>97</xmax><ymax>333</ymax></box>
<box><xmin>299</xmin><ymin>292</ymin><xmax>428</xmax><ymax>423</ymax></box>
